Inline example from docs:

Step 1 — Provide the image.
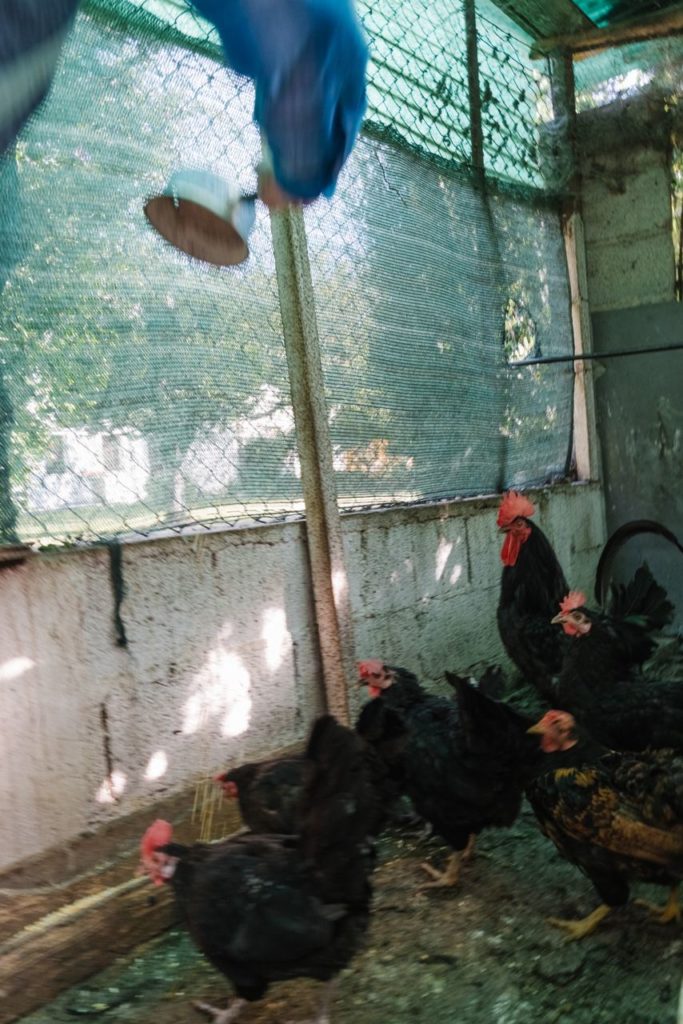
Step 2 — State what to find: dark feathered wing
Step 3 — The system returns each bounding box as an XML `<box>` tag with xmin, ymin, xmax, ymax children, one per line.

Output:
<box><xmin>526</xmin><ymin>747</ymin><xmax>683</xmax><ymax>905</ymax></box>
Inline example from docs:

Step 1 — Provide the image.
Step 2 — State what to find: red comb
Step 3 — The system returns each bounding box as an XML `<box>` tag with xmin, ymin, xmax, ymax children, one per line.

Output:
<box><xmin>559</xmin><ymin>591</ymin><xmax>587</xmax><ymax>614</ymax></box>
<box><xmin>541</xmin><ymin>710</ymin><xmax>569</xmax><ymax>724</ymax></box>
<box><xmin>140</xmin><ymin>819</ymin><xmax>173</xmax><ymax>859</ymax></box>
<box><xmin>497</xmin><ymin>491</ymin><xmax>535</xmax><ymax>528</ymax></box>
<box><xmin>358</xmin><ymin>659</ymin><xmax>384</xmax><ymax>678</ymax></box>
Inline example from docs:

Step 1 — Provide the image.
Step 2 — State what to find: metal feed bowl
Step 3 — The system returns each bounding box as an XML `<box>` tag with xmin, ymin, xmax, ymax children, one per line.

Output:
<box><xmin>144</xmin><ymin>169</ymin><xmax>256</xmax><ymax>267</ymax></box>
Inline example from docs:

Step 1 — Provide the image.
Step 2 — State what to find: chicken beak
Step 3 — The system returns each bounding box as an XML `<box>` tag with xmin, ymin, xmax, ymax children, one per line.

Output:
<box><xmin>526</xmin><ymin>723</ymin><xmax>545</xmax><ymax>735</ymax></box>
<box><xmin>550</xmin><ymin>611</ymin><xmax>566</xmax><ymax>625</ymax></box>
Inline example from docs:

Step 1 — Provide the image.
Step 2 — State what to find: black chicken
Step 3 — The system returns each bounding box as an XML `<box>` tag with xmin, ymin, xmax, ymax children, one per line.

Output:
<box><xmin>214</xmin><ymin>702</ymin><xmax>410</xmax><ymax>836</ymax></box>
<box><xmin>357</xmin><ymin>659</ymin><xmax>536</xmax><ymax>889</ymax></box>
<box><xmin>525</xmin><ymin>709</ymin><xmax>683</xmax><ymax>940</ymax></box>
<box><xmin>497</xmin><ymin>492</ymin><xmax>680</xmax><ymax>703</ymax></box>
<box><xmin>551</xmin><ymin>581</ymin><xmax>683</xmax><ymax>752</ymax></box>
<box><xmin>214</xmin><ymin>756</ymin><xmax>311</xmax><ymax>835</ymax></box>
<box><xmin>140</xmin><ymin>715</ymin><xmax>380</xmax><ymax>1024</ymax></box>
<box><xmin>496</xmin><ymin>491</ymin><xmax>570</xmax><ymax>701</ymax></box>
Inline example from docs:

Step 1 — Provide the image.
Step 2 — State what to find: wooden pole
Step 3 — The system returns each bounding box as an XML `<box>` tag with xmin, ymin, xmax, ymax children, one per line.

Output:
<box><xmin>550</xmin><ymin>55</ymin><xmax>602</xmax><ymax>486</ymax></box>
<box><xmin>270</xmin><ymin>206</ymin><xmax>354</xmax><ymax>724</ymax></box>
<box><xmin>531</xmin><ymin>5</ymin><xmax>683</xmax><ymax>59</ymax></box>
<box><xmin>463</xmin><ymin>0</ymin><xmax>485</xmax><ymax>179</ymax></box>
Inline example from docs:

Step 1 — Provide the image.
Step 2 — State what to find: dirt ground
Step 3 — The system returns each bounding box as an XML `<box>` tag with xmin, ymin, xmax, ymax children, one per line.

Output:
<box><xmin>18</xmin><ymin>804</ymin><xmax>683</xmax><ymax>1024</ymax></box>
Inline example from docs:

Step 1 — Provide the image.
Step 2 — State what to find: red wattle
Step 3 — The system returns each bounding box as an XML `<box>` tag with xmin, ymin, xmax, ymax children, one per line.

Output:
<box><xmin>500</xmin><ymin>531</ymin><xmax>522</xmax><ymax>566</ymax></box>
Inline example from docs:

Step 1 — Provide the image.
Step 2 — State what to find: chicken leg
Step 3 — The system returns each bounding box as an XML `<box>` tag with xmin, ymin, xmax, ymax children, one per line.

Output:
<box><xmin>546</xmin><ymin>903</ymin><xmax>612</xmax><ymax>941</ymax></box>
<box><xmin>635</xmin><ymin>885</ymin><xmax>681</xmax><ymax>925</ymax></box>
<box><xmin>193</xmin><ymin>998</ymin><xmax>246</xmax><ymax>1024</ymax></box>
<box><xmin>418</xmin><ymin>835</ymin><xmax>475</xmax><ymax>891</ymax></box>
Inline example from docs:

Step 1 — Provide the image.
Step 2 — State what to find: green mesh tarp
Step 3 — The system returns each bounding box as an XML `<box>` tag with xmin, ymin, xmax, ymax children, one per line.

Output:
<box><xmin>305</xmin><ymin>138</ymin><xmax>573</xmax><ymax>509</ymax></box>
<box><xmin>0</xmin><ymin>10</ymin><xmax>294</xmax><ymax>544</ymax></box>
<box><xmin>0</xmin><ymin>0</ymin><xmax>574</xmax><ymax>546</ymax></box>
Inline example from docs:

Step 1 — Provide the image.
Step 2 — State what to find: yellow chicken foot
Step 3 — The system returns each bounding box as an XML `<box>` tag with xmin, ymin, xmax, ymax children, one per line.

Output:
<box><xmin>418</xmin><ymin>851</ymin><xmax>464</xmax><ymax>891</ymax></box>
<box><xmin>635</xmin><ymin>886</ymin><xmax>681</xmax><ymax>925</ymax></box>
<box><xmin>193</xmin><ymin>998</ymin><xmax>247</xmax><ymax>1024</ymax></box>
<box><xmin>546</xmin><ymin>903</ymin><xmax>612</xmax><ymax>941</ymax></box>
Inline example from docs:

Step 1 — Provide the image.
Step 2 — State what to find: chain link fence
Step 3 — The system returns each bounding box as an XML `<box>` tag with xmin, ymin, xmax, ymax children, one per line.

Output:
<box><xmin>1</xmin><ymin>1</ymin><xmax>299</xmax><ymax>547</ymax></box>
<box><xmin>0</xmin><ymin>0</ymin><xmax>579</xmax><ymax>549</ymax></box>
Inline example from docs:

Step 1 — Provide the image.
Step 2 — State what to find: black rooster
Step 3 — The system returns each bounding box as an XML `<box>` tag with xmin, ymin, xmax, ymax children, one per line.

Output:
<box><xmin>497</xmin><ymin>492</ymin><xmax>680</xmax><ymax>704</ymax></box>
<box><xmin>525</xmin><ymin>709</ymin><xmax>683</xmax><ymax>940</ymax></box>
<box><xmin>357</xmin><ymin>660</ymin><xmax>536</xmax><ymax>889</ymax></box>
<box><xmin>496</xmin><ymin>491</ymin><xmax>570</xmax><ymax>702</ymax></box>
<box><xmin>140</xmin><ymin>715</ymin><xmax>379</xmax><ymax>1024</ymax></box>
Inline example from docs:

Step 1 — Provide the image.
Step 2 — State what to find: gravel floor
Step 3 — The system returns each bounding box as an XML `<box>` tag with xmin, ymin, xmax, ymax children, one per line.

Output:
<box><xmin>19</xmin><ymin>805</ymin><xmax>683</xmax><ymax>1024</ymax></box>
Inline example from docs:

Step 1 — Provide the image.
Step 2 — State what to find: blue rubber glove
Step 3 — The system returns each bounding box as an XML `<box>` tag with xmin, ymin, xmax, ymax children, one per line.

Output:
<box><xmin>189</xmin><ymin>0</ymin><xmax>369</xmax><ymax>201</ymax></box>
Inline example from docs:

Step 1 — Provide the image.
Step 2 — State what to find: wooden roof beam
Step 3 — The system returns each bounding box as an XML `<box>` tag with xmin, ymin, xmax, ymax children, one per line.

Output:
<box><xmin>487</xmin><ymin>0</ymin><xmax>593</xmax><ymax>42</ymax></box>
<box><xmin>530</xmin><ymin>3</ymin><xmax>683</xmax><ymax>58</ymax></box>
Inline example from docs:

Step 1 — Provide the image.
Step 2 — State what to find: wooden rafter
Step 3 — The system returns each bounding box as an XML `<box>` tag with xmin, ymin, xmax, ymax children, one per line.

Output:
<box><xmin>530</xmin><ymin>3</ymin><xmax>683</xmax><ymax>57</ymax></box>
<box><xmin>488</xmin><ymin>0</ymin><xmax>593</xmax><ymax>42</ymax></box>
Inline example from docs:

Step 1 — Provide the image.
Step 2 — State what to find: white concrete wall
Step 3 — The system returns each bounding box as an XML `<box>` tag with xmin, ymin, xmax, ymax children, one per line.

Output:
<box><xmin>0</xmin><ymin>483</ymin><xmax>604</xmax><ymax>871</ymax></box>
<box><xmin>582</xmin><ymin>144</ymin><xmax>675</xmax><ymax>313</ymax></box>
<box><xmin>0</xmin><ymin>524</ymin><xmax>324</xmax><ymax>871</ymax></box>
<box><xmin>577</xmin><ymin>92</ymin><xmax>677</xmax><ymax>315</ymax></box>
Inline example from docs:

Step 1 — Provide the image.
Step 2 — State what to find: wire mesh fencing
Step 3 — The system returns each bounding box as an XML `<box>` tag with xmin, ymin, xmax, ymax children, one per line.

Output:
<box><xmin>0</xmin><ymin>0</ymin><xmax>580</xmax><ymax>550</ymax></box>
<box><xmin>304</xmin><ymin>136</ymin><xmax>574</xmax><ymax>515</ymax></box>
<box><xmin>0</xmin><ymin>2</ymin><xmax>301</xmax><ymax>547</ymax></box>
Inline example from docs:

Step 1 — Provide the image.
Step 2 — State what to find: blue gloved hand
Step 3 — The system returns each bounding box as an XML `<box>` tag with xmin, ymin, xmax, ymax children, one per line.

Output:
<box><xmin>190</xmin><ymin>0</ymin><xmax>369</xmax><ymax>202</ymax></box>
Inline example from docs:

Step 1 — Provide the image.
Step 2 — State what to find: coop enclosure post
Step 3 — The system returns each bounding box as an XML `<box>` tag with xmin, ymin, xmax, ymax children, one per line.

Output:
<box><xmin>463</xmin><ymin>0</ymin><xmax>484</xmax><ymax>177</ymax></box>
<box><xmin>270</xmin><ymin>206</ymin><xmax>354</xmax><ymax>724</ymax></box>
<box><xmin>551</xmin><ymin>55</ymin><xmax>602</xmax><ymax>484</ymax></box>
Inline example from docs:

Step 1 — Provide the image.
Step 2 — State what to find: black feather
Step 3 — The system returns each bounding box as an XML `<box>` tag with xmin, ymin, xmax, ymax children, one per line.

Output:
<box><xmin>157</xmin><ymin>715</ymin><xmax>379</xmax><ymax>1007</ymax></box>
<box><xmin>497</xmin><ymin>520</ymin><xmax>570</xmax><ymax>700</ymax></box>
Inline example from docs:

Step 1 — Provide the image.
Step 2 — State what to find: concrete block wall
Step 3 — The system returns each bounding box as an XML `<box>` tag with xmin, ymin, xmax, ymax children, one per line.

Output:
<box><xmin>576</xmin><ymin>91</ymin><xmax>678</xmax><ymax>315</ymax></box>
<box><xmin>578</xmin><ymin>96</ymin><xmax>682</xmax><ymax>616</ymax></box>
<box><xmin>0</xmin><ymin>524</ymin><xmax>324</xmax><ymax>871</ymax></box>
<box><xmin>582</xmin><ymin>144</ymin><xmax>675</xmax><ymax>313</ymax></box>
<box><xmin>0</xmin><ymin>482</ymin><xmax>604</xmax><ymax>871</ymax></box>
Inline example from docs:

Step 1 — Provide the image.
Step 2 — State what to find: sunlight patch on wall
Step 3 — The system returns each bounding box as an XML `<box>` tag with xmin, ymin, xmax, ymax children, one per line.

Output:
<box><xmin>435</xmin><ymin>538</ymin><xmax>453</xmax><ymax>581</ymax></box>
<box><xmin>96</xmin><ymin>769</ymin><xmax>127</xmax><ymax>804</ymax></box>
<box><xmin>262</xmin><ymin>608</ymin><xmax>289</xmax><ymax>671</ymax></box>
<box><xmin>332</xmin><ymin>568</ymin><xmax>348</xmax><ymax>603</ymax></box>
<box><xmin>183</xmin><ymin>648</ymin><xmax>252</xmax><ymax>739</ymax></box>
<box><xmin>144</xmin><ymin>750</ymin><xmax>168</xmax><ymax>781</ymax></box>
<box><xmin>0</xmin><ymin>656</ymin><xmax>36</xmax><ymax>682</ymax></box>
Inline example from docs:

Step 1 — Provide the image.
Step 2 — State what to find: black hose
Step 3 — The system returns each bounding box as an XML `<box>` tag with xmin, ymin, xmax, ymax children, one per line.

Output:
<box><xmin>594</xmin><ymin>519</ymin><xmax>683</xmax><ymax>607</ymax></box>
